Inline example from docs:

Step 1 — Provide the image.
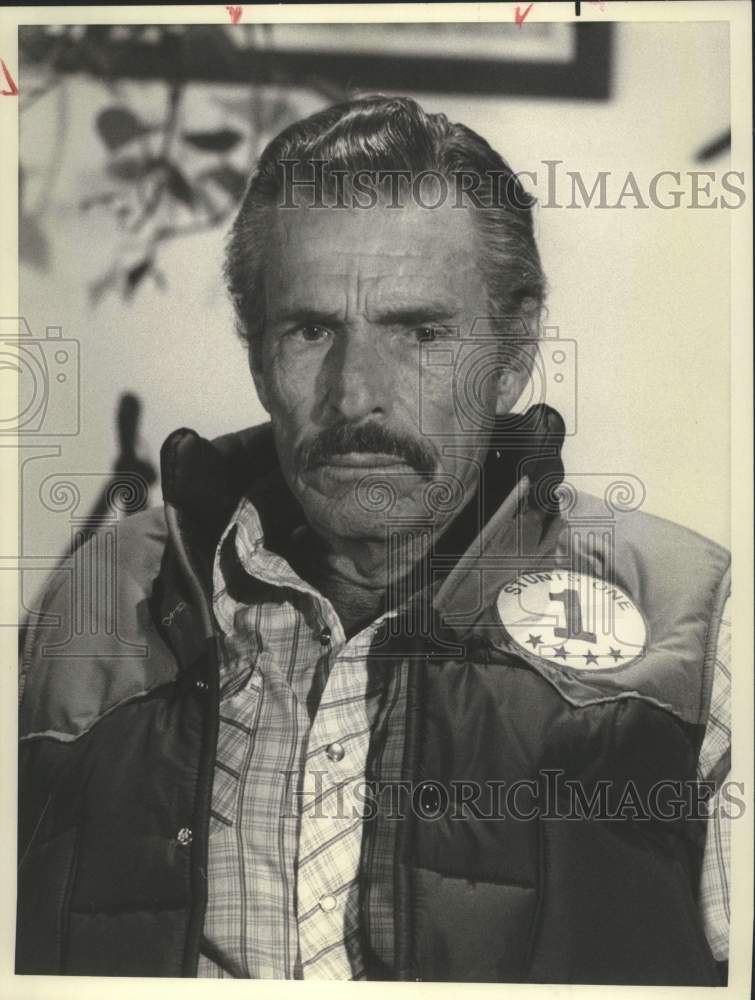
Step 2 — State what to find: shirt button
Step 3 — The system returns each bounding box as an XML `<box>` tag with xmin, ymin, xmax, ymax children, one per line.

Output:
<box><xmin>176</xmin><ymin>827</ymin><xmax>193</xmax><ymax>846</ymax></box>
<box><xmin>326</xmin><ymin>741</ymin><xmax>345</xmax><ymax>762</ymax></box>
<box><xmin>319</xmin><ymin>626</ymin><xmax>332</xmax><ymax>646</ymax></box>
<box><xmin>319</xmin><ymin>894</ymin><xmax>338</xmax><ymax>912</ymax></box>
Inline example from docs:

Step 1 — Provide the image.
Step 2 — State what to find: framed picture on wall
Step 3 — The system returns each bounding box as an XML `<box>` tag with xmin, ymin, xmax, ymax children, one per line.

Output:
<box><xmin>21</xmin><ymin>22</ymin><xmax>613</xmax><ymax>100</ymax></box>
<box><xmin>252</xmin><ymin>21</ymin><xmax>613</xmax><ymax>99</ymax></box>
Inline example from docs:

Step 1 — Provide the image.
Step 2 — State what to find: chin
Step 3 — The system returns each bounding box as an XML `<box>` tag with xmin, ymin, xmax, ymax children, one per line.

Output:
<box><xmin>302</xmin><ymin>489</ymin><xmax>430</xmax><ymax>543</ymax></box>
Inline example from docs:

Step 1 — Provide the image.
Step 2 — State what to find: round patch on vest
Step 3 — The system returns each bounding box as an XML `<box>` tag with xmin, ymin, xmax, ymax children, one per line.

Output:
<box><xmin>496</xmin><ymin>570</ymin><xmax>647</xmax><ymax>670</ymax></box>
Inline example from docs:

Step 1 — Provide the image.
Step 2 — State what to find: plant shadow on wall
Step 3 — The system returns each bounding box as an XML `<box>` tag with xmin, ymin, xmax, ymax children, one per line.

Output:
<box><xmin>19</xmin><ymin>24</ymin><xmax>346</xmax><ymax>302</ymax></box>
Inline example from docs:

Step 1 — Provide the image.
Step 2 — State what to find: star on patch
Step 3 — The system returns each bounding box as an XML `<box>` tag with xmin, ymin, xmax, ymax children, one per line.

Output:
<box><xmin>553</xmin><ymin>644</ymin><xmax>569</xmax><ymax>660</ymax></box>
<box><xmin>608</xmin><ymin>647</ymin><xmax>624</xmax><ymax>662</ymax></box>
<box><xmin>583</xmin><ymin>649</ymin><xmax>599</xmax><ymax>665</ymax></box>
<box><xmin>526</xmin><ymin>634</ymin><xmax>543</xmax><ymax>648</ymax></box>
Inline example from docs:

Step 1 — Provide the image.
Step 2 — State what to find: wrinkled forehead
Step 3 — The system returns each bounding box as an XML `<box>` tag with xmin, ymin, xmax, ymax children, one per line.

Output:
<box><xmin>263</xmin><ymin>199</ymin><xmax>486</xmax><ymax>313</ymax></box>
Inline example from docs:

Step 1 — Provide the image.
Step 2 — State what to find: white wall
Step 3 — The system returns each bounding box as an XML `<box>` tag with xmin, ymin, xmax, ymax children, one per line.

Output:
<box><xmin>16</xmin><ymin>21</ymin><xmax>732</xmax><ymax>615</ymax></box>
<box><xmin>413</xmin><ymin>21</ymin><xmax>731</xmax><ymax>547</ymax></box>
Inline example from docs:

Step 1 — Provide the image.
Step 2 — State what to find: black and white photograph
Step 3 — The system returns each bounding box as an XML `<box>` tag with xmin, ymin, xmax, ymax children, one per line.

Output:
<box><xmin>2</xmin><ymin>1</ymin><xmax>752</xmax><ymax>993</ymax></box>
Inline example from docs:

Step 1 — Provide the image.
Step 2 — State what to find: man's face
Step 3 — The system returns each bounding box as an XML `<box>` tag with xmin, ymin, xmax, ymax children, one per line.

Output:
<box><xmin>253</xmin><ymin>197</ymin><xmax>524</xmax><ymax>545</ymax></box>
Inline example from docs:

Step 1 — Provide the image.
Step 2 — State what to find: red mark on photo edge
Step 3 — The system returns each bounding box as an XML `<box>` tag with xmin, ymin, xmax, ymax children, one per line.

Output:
<box><xmin>226</xmin><ymin>5</ymin><xmax>243</xmax><ymax>23</ymax></box>
<box><xmin>515</xmin><ymin>3</ymin><xmax>534</xmax><ymax>27</ymax></box>
<box><xmin>1</xmin><ymin>59</ymin><xmax>18</xmax><ymax>96</ymax></box>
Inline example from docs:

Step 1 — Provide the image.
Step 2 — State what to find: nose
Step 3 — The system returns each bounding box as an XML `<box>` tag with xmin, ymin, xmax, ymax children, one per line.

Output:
<box><xmin>326</xmin><ymin>331</ymin><xmax>390</xmax><ymax>422</ymax></box>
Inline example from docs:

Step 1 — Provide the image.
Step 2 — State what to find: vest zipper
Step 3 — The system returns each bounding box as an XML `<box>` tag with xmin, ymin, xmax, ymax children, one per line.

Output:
<box><xmin>165</xmin><ymin>503</ymin><xmax>222</xmax><ymax>976</ymax></box>
<box><xmin>393</xmin><ymin>640</ymin><xmax>427</xmax><ymax>980</ymax></box>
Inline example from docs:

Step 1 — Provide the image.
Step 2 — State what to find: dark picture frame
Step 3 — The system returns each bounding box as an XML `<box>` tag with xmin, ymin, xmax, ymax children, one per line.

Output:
<box><xmin>262</xmin><ymin>22</ymin><xmax>614</xmax><ymax>100</ymax></box>
<box><xmin>22</xmin><ymin>22</ymin><xmax>614</xmax><ymax>100</ymax></box>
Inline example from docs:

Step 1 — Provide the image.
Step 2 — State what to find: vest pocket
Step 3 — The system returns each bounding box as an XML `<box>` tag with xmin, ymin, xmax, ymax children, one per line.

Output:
<box><xmin>527</xmin><ymin>817</ymin><xmax>720</xmax><ymax>985</ymax></box>
<box><xmin>411</xmin><ymin>866</ymin><xmax>537</xmax><ymax>981</ymax></box>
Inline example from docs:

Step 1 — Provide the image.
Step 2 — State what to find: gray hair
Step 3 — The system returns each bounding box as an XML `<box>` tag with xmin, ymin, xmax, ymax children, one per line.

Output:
<box><xmin>225</xmin><ymin>95</ymin><xmax>546</xmax><ymax>362</ymax></box>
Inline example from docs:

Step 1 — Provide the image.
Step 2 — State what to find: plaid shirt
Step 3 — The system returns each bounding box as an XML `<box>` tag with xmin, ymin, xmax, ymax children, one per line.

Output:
<box><xmin>197</xmin><ymin>498</ymin><xmax>731</xmax><ymax>978</ymax></box>
<box><xmin>697</xmin><ymin>597</ymin><xmax>731</xmax><ymax>962</ymax></box>
<box><xmin>197</xmin><ymin>496</ymin><xmax>396</xmax><ymax>978</ymax></box>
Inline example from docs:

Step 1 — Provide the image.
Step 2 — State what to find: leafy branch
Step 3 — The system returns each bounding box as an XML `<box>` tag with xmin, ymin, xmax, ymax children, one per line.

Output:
<box><xmin>18</xmin><ymin>24</ymin><xmax>350</xmax><ymax>300</ymax></box>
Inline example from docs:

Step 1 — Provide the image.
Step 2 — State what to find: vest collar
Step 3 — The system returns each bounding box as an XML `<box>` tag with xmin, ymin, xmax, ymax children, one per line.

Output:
<box><xmin>159</xmin><ymin>403</ymin><xmax>566</xmax><ymax>578</ymax></box>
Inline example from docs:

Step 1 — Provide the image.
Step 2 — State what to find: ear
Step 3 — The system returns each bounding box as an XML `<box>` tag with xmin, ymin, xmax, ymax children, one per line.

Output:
<box><xmin>248</xmin><ymin>351</ymin><xmax>270</xmax><ymax>413</ymax></box>
<box><xmin>495</xmin><ymin>342</ymin><xmax>535</xmax><ymax>415</ymax></box>
<box><xmin>494</xmin><ymin>303</ymin><xmax>541</xmax><ymax>414</ymax></box>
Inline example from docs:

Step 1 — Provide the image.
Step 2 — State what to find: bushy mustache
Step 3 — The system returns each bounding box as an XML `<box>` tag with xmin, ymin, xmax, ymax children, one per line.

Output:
<box><xmin>299</xmin><ymin>422</ymin><xmax>437</xmax><ymax>476</ymax></box>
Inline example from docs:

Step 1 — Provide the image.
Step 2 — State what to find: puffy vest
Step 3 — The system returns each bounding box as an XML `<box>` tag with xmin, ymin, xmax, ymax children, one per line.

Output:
<box><xmin>16</xmin><ymin>409</ymin><xmax>729</xmax><ymax>983</ymax></box>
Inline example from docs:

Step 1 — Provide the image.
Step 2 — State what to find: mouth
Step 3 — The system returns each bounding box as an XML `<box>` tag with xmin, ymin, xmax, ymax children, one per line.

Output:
<box><xmin>318</xmin><ymin>452</ymin><xmax>413</xmax><ymax>469</ymax></box>
<box><xmin>304</xmin><ymin>453</ymin><xmax>427</xmax><ymax>487</ymax></box>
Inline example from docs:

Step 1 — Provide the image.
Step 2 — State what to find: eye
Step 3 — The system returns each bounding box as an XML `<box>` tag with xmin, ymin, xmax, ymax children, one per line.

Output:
<box><xmin>413</xmin><ymin>325</ymin><xmax>452</xmax><ymax>343</ymax></box>
<box><xmin>295</xmin><ymin>324</ymin><xmax>331</xmax><ymax>343</ymax></box>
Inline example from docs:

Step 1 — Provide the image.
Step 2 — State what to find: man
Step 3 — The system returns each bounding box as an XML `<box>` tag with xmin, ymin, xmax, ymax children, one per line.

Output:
<box><xmin>17</xmin><ymin>96</ymin><xmax>730</xmax><ymax>983</ymax></box>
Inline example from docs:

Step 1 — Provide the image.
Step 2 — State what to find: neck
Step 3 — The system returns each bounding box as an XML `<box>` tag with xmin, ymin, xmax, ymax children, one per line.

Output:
<box><xmin>287</xmin><ymin>526</ymin><xmax>437</xmax><ymax>635</ymax></box>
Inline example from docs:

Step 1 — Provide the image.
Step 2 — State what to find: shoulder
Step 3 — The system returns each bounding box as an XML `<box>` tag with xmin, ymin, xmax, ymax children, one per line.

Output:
<box><xmin>485</xmin><ymin>491</ymin><xmax>731</xmax><ymax>727</ymax></box>
<box><xmin>562</xmin><ymin>490</ymin><xmax>728</xmax><ymax>552</ymax></box>
<box><xmin>553</xmin><ymin>493</ymin><xmax>731</xmax><ymax>674</ymax></box>
<box><xmin>557</xmin><ymin>490</ymin><xmax>730</xmax><ymax>593</ymax></box>
<box><xmin>552</xmin><ymin>492</ymin><xmax>730</xmax><ymax>714</ymax></box>
<box><xmin>20</xmin><ymin>505</ymin><xmax>177</xmax><ymax>742</ymax></box>
<box><xmin>110</xmin><ymin>503</ymin><xmax>169</xmax><ymax>585</ymax></box>
<box><xmin>26</xmin><ymin>505</ymin><xmax>169</xmax><ymax>639</ymax></box>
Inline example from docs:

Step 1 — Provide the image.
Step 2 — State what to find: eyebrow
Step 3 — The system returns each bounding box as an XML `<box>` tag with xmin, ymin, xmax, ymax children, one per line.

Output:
<box><xmin>271</xmin><ymin>307</ymin><xmax>344</xmax><ymax>327</ymax></box>
<box><xmin>272</xmin><ymin>301</ymin><xmax>461</xmax><ymax>328</ymax></box>
<box><xmin>371</xmin><ymin>302</ymin><xmax>460</xmax><ymax>325</ymax></box>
